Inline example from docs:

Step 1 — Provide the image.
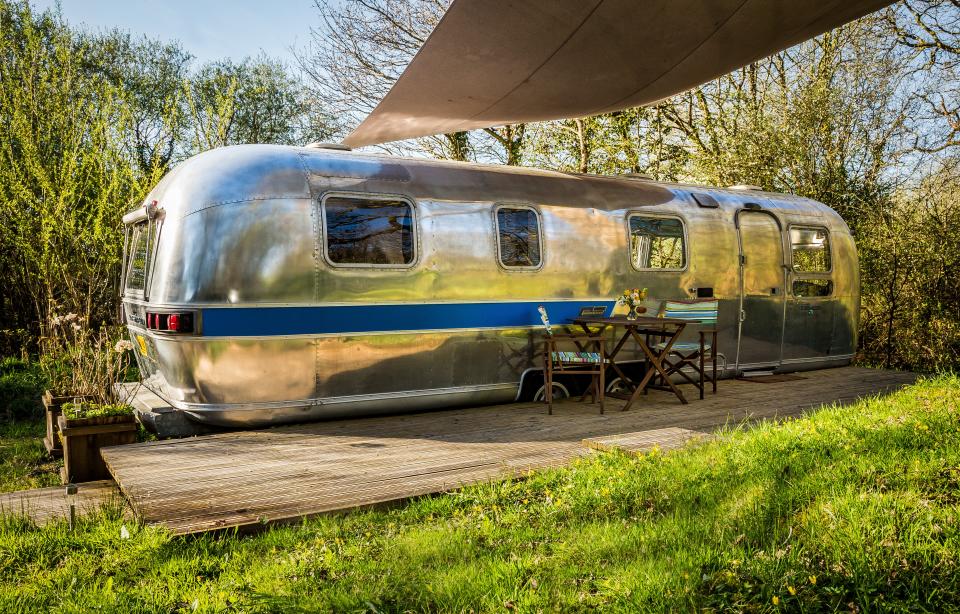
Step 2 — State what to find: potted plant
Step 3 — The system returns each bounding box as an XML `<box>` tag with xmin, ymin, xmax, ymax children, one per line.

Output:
<box><xmin>58</xmin><ymin>400</ymin><xmax>136</xmax><ymax>482</ymax></box>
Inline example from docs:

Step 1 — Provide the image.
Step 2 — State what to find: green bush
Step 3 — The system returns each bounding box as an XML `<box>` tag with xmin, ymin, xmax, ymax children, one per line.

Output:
<box><xmin>0</xmin><ymin>357</ymin><xmax>46</xmax><ymax>420</ymax></box>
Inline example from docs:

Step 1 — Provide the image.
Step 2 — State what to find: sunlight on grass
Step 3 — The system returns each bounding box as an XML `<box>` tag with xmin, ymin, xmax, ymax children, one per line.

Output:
<box><xmin>0</xmin><ymin>375</ymin><xmax>958</xmax><ymax>611</ymax></box>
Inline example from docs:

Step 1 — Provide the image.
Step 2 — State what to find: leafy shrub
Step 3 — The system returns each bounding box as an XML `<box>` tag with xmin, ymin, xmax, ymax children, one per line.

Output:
<box><xmin>0</xmin><ymin>358</ymin><xmax>46</xmax><ymax>420</ymax></box>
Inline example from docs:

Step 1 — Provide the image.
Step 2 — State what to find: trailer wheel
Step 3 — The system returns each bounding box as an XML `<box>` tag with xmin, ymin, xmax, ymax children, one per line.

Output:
<box><xmin>605</xmin><ymin>377</ymin><xmax>631</xmax><ymax>395</ymax></box>
<box><xmin>532</xmin><ymin>382</ymin><xmax>570</xmax><ymax>403</ymax></box>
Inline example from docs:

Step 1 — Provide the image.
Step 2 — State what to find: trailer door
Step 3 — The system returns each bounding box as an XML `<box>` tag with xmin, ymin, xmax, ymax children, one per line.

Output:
<box><xmin>735</xmin><ymin>210</ymin><xmax>786</xmax><ymax>371</ymax></box>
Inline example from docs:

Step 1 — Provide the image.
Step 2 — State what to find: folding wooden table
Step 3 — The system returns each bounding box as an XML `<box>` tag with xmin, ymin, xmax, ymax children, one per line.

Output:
<box><xmin>572</xmin><ymin>315</ymin><xmax>699</xmax><ymax>409</ymax></box>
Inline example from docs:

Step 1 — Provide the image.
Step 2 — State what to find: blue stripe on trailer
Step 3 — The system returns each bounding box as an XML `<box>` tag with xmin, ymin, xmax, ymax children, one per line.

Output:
<box><xmin>200</xmin><ymin>300</ymin><xmax>617</xmax><ymax>337</ymax></box>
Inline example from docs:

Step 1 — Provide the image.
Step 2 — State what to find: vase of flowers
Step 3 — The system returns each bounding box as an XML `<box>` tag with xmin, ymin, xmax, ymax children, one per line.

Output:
<box><xmin>617</xmin><ymin>288</ymin><xmax>648</xmax><ymax>320</ymax></box>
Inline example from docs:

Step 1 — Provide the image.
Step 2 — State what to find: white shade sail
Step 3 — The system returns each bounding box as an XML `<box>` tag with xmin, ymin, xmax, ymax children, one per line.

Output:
<box><xmin>344</xmin><ymin>0</ymin><xmax>894</xmax><ymax>147</ymax></box>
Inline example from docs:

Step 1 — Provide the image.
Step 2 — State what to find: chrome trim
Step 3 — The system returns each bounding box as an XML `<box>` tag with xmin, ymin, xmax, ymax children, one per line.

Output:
<box><xmin>122</xmin><ymin>296</ymin><xmax>618</xmax><ymax>309</ymax></box>
<box><xmin>780</xmin><ymin>354</ymin><xmax>853</xmax><ymax>364</ymax></box>
<box><xmin>166</xmin><ymin>382</ymin><xmax>520</xmax><ymax>412</ymax></box>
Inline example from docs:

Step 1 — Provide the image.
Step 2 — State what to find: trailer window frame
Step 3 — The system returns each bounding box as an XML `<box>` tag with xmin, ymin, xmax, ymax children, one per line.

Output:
<box><xmin>122</xmin><ymin>219</ymin><xmax>159</xmax><ymax>299</ymax></box>
<box><xmin>493</xmin><ymin>203</ymin><xmax>544</xmax><ymax>271</ymax></box>
<box><xmin>789</xmin><ymin>225</ymin><xmax>832</xmax><ymax>274</ymax></box>
<box><xmin>625</xmin><ymin>212</ymin><xmax>689</xmax><ymax>272</ymax></box>
<box><xmin>319</xmin><ymin>191</ymin><xmax>420</xmax><ymax>270</ymax></box>
<box><xmin>788</xmin><ymin>224</ymin><xmax>833</xmax><ymax>298</ymax></box>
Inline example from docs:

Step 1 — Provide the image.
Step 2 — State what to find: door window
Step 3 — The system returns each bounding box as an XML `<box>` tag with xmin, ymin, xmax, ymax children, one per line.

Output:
<box><xmin>790</xmin><ymin>227</ymin><xmax>831</xmax><ymax>272</ymax></box>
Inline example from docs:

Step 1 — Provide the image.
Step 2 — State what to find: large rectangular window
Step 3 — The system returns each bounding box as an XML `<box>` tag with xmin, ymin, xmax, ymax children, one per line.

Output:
<box><xmin>629</xmin><ymin>215</ymin><xmax>686</xmax><ymax>270</ymax></box>
<box><xmin>323</xmin><ymin>195</ymin><xmax>416</xmax><ymax>266</ymax></box>
<box><xmin>791</xmin><ymin>226</ymin><xmax>831</xmax><ymax>272</ymax></box>
<box><xmin>496</xmin><ymin>206</ymin><xmax>542</xmax><ymax>269</ymax></box>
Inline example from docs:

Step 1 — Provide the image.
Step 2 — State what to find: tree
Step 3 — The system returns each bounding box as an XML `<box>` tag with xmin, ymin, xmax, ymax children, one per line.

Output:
<box><xmin>86</xmin><ymin>31</ymin><xmax>193</xmax><ymax>175</ymax></box>
<box><xmin>0</xmin><ymin>1</ymin><xmax>144</xmax><ymax>343</ymax></box>
<box><xmin>886</xmin><ymin>0</ymin><xmax>960</xmax><ymax>152</ymax></box>
<box><xmin>185</xmin><ymin>56</ymin><xmax>332</xmax><ymax>150</ymax></box>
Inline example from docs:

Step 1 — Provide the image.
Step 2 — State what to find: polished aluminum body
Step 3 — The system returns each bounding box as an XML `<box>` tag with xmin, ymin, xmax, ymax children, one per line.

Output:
<box><xmin>122</xmin><ymin>145</ymin><xmax>859</xmax><ymax>426</ymax></box>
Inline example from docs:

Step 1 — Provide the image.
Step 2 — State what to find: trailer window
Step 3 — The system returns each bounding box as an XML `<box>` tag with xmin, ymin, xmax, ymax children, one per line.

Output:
<box><xmin>124</xmin><ymin>222</ymin><xmax>152</xmax><ymax>293</ymax></box>
<box><xmin>496</xmin><ymin>206</ymin><xmax>542</xmax><ymax>269</ymax></box>
<box><xmin>323</xmin><ymin>195</ymin><xmax>415</xmax><ymax>266</ymax></box>
<box><xmin>793</xmin><ymin>279</ymin><xmax>832</xmax><ymax>298</ymax></box>
<box><xmin>629</xmin><ymin>215</ymin><xmax>686</xmax><ymax>270</ymax></box>
<box><xmin>791</xmin><ymin>227</ymin><xmax>831</xmax><ymax>272</ymax></box>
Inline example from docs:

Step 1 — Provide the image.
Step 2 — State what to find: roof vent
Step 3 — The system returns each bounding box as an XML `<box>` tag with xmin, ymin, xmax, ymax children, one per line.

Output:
<box><xmin>622</xmin><ymin>172</ymin><xmax>654</xmax><ymax>180</ymax></box>
<box><xmin>691</xmin><ymin>193</ymin><xmax>719</xmax><ymax>208</ymax></box>
<box><xmin>728</xmin><ymin>184</ymin><xmax>763</xmax><ymax>191</ymax></box>
<box><xmin>305</xmin><ymin>142</ymin><xmax>352</xmax><ymax>151</ymax></box>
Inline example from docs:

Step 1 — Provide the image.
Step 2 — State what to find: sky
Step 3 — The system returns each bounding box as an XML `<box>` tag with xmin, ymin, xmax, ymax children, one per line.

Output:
<box><xmin>30</xmin><ymin>0</ymin><xmax>322</xmax><ymax>65</ymax></box>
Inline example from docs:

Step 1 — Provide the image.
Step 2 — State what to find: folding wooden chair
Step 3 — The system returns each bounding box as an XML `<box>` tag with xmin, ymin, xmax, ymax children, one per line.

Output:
<box><xmin>538</xmin><ymin>306</ymin><xmax>606</xmax><ymax>415</ymax></box>
<box><xmin>650</xmin><ymin>299</ymin><xmax>719</xmax><ymax>400</ymax></box>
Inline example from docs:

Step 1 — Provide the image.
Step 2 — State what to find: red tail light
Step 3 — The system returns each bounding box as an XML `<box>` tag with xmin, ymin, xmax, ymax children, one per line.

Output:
<box><xmin>145</xmin><ymin>311</ymin><xmax>195</xmax><ymax>334</ymax></box>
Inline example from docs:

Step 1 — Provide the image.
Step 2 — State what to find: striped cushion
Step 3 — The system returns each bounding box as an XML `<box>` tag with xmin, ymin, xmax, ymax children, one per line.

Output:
<box><xmin>552</xmin><ymin>351</ymin><xmax>603</xmax><ymax>364</ymax></box>
<box><xmin>654</xmin><ymin>341</ymin><xmax>711</xmax><ymax>352</ymax></box>
<box><xmin>663</xmin><ymin>300</ymin><xmax>718</xmax><ymax>324</ymax></box>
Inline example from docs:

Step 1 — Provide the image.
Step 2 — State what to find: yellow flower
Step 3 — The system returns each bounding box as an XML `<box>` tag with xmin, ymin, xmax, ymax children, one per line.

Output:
<box><xmin>788</xmin><ymin>586</ymin><xmax>796</xmax><ymax>595</ymax></box>
<box><xmin>772</xmin><ymin>596</ymin><xmax>780</xmax><ymax>605</ymax></box>
<box><xmin>809</xmin><ymin>575</ymin><xmax>817</xmax><ymax>585</ymax></box>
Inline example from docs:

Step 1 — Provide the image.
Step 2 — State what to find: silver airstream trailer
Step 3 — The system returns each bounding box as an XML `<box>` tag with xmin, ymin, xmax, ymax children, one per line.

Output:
<box><xmin>120</xmin><ymin>144</ymin><xmax>857</xmax><ymax>426</ymax></box>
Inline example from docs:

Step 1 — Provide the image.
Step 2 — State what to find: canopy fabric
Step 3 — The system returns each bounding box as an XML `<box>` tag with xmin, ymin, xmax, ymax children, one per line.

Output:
<box><xmin>344</xmin><ymin>0</ymin><xmax>894</xmax><ymax>147</ymax></box>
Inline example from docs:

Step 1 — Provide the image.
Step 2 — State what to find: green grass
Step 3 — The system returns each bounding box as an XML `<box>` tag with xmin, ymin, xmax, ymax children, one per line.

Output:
<box><xmin>0</xmin><ymin>420</ymin><xmax>59</xmax><ymax>493</ymax></box>
<box><xmin>0</xmin><ymin>375</ymin><xmax>958</xmax><ymax>612</ymax></box>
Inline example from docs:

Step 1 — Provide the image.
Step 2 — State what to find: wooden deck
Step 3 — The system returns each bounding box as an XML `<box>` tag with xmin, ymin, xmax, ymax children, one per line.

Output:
<box><xmin>101</xmin><ymin>366</ymin><xmax>916</xmax><ymax>535</ymax></box>
<box><xmin>0</xmin><ymin>480</ymin><xmax>126</xmax><ymax>525</ymax></box>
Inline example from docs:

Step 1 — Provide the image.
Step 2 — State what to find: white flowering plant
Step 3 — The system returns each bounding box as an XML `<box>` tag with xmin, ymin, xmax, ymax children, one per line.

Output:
<box><xmin>40</xmin><ymin>304</ymin><xmax>136</xmax><ymax>401</ymax></box>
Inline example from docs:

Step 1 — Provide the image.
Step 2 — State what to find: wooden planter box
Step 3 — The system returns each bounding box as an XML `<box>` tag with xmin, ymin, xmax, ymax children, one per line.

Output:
<box><xmin>58</xmin><ymin>413</ymin><xmax>137</xmax><ymax>483</ymax></box>
<box><xmin>42</xmin><ymin>391</ymin><xmax>96</xmax><ymax>458</ymax></box>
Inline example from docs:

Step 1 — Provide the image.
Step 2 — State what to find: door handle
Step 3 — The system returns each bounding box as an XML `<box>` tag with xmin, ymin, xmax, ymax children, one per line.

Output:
<box><xmin>739</xmin><ymin>309</ymin><xmax>746</xmax><ymax>322</ymax></box>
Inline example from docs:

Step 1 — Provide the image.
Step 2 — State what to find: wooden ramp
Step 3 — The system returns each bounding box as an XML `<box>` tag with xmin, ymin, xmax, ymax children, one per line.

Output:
<box><xmin>101</xmin><ymin>367</ymin><xmax>915</xmax><ymax>535</ymax></box>
<box><xmin>0</xmin><ymin>481</ymin><xmax>126</xmax><ymax>525</ymax></box>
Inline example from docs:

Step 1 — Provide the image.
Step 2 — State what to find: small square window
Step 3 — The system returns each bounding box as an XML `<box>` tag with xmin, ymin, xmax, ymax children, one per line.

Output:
<box><xmin>791</xmin><ymin>227</ymin><xmax>831</xmax><ymax>272</ymax></box>
<box><xmin>629</xmin><ymin>216</ymin><xmax>686</xmax><ymax>270</ymax></box>
<box><xmin>496</xmin><ymin>207</ymin><xmax>542</xmax><ymax>268</ymax></box>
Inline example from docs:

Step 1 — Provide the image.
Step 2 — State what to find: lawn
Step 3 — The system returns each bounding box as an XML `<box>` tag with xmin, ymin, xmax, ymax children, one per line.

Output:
<box><xmin>0</xmin><ymin>375</ymin><xmax>958</xmax><ymax>612</ymax></box>
<box><xmin>0</xmin><ymin>420</ymin><xmax>60</xmax><ymax>494</ymax></box>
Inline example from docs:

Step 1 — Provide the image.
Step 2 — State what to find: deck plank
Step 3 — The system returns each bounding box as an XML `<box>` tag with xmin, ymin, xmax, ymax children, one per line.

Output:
<box><xmin>101</xmin><ymin>366</ymin><xmax>917</xmax><ymax>535</ymax></box>
<box><xmin>0</xmin><ymin>481</ymin><xmax>127</xmax><ymax>525</ymax></box>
